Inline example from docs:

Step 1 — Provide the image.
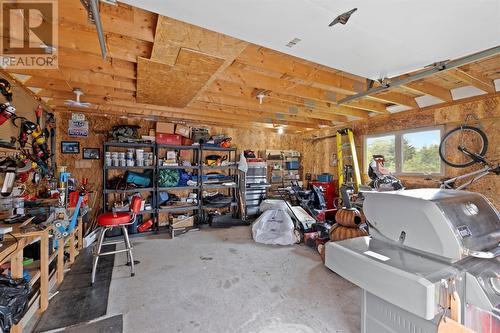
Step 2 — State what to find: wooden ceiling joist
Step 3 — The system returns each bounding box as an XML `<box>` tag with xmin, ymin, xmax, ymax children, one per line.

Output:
<box><xmin>208</xmin><ymin>80</ymin><xmax>371</xmax><ymax>119</ymax></box>
<box><xmin>199</xmin><ymin>92</ymin><xmax>348</xmax><ymax>123</ymax></box>
<box><xmin>235</xmin><ymin>45</ymin><xmax>419</xmax><ymax>109</ymax></box>
<box><xmin>9</xmin><ymin>67</ymin><xmax>136</xmax><ymax>92</ymax></box>
<box><xmin>447</xmin><ymin>68</ymin><xmax>496</xmax><ymax>94</ymax></box>
<box><xmin>59</xmin><ymin>0</ymin><xmax>157</xmax><ymax>43</ymax></box>
<box><xmin>222</xmin><ymin>64</ymin><xmax>389</xmax><ymax>115</ymax></box>
<box><xmin>3</xmin><ymin>1</ymin><xmax>498</xmax><ymax>131</ymax></box>
<box><xmin>401</xmin><ymin>81</ymin><xmax>453</xmax><ymax>102</ymax></box>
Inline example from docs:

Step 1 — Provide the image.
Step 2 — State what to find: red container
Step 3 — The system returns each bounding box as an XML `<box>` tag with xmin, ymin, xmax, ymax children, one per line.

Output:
<box><xmin>137</xmin><ymin>219</ymin><xmax>153</xmax><ymax>233</ymax></box>
<box><xmin>156</xmin><ymin>133</ymin><xmax>193</xmax><ymax>146</ymax></box>
<box><xmin>156</xmin><ymin>133</ymin><xmax>183</xmax><ymax>145</ymax></box>
<box><xmin>68</xmin><ymin>191</ymin><xmax>89</xmax><ymax>208</ymax></box>
<box><xmin>310</xmin><ymin>181</ymin><xmax>337</xmax><ymax>209</ymax></box>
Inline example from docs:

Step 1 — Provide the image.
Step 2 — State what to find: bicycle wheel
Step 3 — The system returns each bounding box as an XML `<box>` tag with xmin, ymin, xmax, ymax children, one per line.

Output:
<box><xmin>439</xmin><ymin>126</ymin><xmax>488</xmax><ymax>168</ymax></box>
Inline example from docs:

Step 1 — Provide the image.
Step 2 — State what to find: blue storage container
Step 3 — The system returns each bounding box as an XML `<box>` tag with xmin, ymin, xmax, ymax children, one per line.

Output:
<box><xmin>317</xmin><ymin>173</ymin><xmax>333</xmax><ymax>182</ymax></box>
<box><xmin>286</xmin><ymin>161</ymin><xmax>300</xmax><ymax>170</ymax></box>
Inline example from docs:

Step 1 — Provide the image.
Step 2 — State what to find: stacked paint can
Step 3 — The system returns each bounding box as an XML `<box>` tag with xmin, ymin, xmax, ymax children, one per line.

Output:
<box><xmin>329</xmin><ymin>208</ymin><xmax>368</xmax><ymax>241</ymax></box>
<box><xmin>105</xmin><ymin>149</ymin><xmax>154</xmax><ymax>167</ymax></box>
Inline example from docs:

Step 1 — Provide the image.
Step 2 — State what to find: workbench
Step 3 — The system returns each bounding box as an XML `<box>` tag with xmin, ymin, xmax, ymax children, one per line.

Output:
<box><xmin>0</xmin><ymin>217</ymin><xmax>83</xmax><ymax>333</ymax></box>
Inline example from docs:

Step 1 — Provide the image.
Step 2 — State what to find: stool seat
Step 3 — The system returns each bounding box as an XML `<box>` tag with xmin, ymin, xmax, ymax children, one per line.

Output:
<box><xmin>98</xmin><ymin>212</ymin><xmax>131</xmax><ymax>226</ymax></box>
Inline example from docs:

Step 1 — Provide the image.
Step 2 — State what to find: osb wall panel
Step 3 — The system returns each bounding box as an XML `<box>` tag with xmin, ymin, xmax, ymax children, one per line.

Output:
<box><xmin>298</xmin><ymin>95</ymin><xmax>500</xmax><ymax>208</ymax></box>
<box><xmin>55</xmin><ymin>112</ymin><xmax>295</xmax><ymax>216</ymax></box>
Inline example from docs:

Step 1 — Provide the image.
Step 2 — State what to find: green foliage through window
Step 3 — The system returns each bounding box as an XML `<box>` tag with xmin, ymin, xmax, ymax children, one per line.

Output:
<box><xmin>366</xmin><ymin>135</ymin><xmax>395</xmax><ymax>172</ymax></box>
<box><xmin>364</xmin><ymin>129</ymin><xmax>442</xmax><ymax>175</ymax></box>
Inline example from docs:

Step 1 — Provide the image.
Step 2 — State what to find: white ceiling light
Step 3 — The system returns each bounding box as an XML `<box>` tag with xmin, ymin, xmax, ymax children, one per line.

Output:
<box><xmin>277</xmin><ymin>127</ymin><xmax>284</xmax><ymax>134</ymax></box>
<box><xmin>64</xmin><ymin>88</ymin><xmax>93</xmax><ymax>108</ymax></box>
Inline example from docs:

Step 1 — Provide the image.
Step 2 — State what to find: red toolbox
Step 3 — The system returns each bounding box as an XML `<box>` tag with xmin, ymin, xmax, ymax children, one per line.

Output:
<box><xmin>310</xmin><ymin>181</ymin><xmax>337</xmax><ymax>209</ymax></box>
<box><xmin>156</xmin><ymin>133</ymin><xmax>193</xmax><ymax>145</ymax></box>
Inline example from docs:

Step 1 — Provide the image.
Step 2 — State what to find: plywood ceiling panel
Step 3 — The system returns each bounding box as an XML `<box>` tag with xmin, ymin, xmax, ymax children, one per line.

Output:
<box><xmin>151</xmin><ymin>15</ymin><xmax>246</xmax><ymax>65</ymax></box>
<box><xmin>137</xmin><ymin>49</ymin><xmax>224</xmax><ymax>107</ymax></box>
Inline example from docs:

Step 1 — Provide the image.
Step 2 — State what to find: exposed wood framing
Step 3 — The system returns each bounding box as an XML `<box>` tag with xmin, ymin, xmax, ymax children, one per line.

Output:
<box><xmin>447</xmin><ymin>68</ymin><xmax>496</xmax><ymax>94</ymax></box>
<box><xmin>2</xmin><ymin>1</ymin><xmax>498</xmax><ymax>132</ymax></box>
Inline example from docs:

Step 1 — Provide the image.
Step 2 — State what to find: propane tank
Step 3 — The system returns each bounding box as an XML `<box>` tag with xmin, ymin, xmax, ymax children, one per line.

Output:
<box><xmin>0</xmin><ymin>103</ymin><xmax>16</xmax><ymax>126</ymax></box>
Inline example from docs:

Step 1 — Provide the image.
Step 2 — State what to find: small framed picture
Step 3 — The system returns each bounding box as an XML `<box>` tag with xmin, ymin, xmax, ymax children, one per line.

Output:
<box><xmin>61</xmin><ymin>141</ymin><xmax>80</xmax><ymax>154</ymax></box>
<box><xmin>83</xmin><ymin>148</ymin><xmax>100</xmax><ymax>160</ymax></box>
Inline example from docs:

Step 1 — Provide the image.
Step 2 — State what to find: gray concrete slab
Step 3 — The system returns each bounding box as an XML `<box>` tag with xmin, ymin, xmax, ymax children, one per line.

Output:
<box><xmin>107</xmin><ymin>227</ymin><xmax>361</xmax><ymax>333</ymax></box>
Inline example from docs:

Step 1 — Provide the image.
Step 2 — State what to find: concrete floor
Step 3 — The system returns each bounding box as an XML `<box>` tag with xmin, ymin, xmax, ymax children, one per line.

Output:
<box><xmin>107</xmin><ymin>227</ymin><xmax>361</xmax><ymax>333</ymax></box>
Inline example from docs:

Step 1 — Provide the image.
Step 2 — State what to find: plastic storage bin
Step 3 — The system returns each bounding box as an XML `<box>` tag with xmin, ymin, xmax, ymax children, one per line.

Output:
<box><xmin>285</xmin><ymin>161</ymin><xmax>300</xmax><ymax>170</ymax></box>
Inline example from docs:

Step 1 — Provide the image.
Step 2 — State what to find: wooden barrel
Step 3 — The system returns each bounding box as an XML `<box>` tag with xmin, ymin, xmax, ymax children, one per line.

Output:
<box><xmin>329</xmin><ymin>223</ymin><xmax>369</xmax><ymax>242</ymax></box>
<box><xmin>335</xmin><ymin>208</ymin><xmax>365</xmax><ymax>227</ymax></box>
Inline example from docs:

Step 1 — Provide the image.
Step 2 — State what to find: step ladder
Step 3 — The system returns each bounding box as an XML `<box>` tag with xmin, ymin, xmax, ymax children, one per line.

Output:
<box><xmin>336</xmin><ymin>128</ymin><xmax>361</xmax><ymax>191</ymax></box>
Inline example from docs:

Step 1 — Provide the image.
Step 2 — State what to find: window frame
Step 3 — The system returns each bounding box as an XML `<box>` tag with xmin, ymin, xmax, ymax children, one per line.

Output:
<box><xmin>363</xmin><ymin>126</ymin><xmax>445</xmax><ymax>177</ymax></box>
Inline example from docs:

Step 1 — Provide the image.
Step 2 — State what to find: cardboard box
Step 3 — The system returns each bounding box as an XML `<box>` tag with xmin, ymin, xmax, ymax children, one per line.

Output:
<box><xmin>157</xmin><ymin>122</ymin><xmax>175</xmax><ymax>134</ymax></box>
<box><xmin>166</xmin><ymin>151</ymin><xmax>177</xmax><ymax>160</ymax></box>
<box><xmin>175</xmin><ymin>124</ymin><xmax>191</xmax><ymax>138</ymax></box>
<box><xmin>170</xmin><ymin>215</ymin><xmax>194</xmax><ymax>229</ymax></box>
<box><xmin>156</xmin><ymin>133</ymin><xmax>183</xmax><ymax>145</ymax></box>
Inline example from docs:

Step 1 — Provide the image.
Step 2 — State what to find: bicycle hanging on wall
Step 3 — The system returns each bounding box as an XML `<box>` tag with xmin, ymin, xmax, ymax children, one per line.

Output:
<box><xmin>438</xmin><ymin>116</ymin><xmax>499</xmax><ymax>190</ymax></box>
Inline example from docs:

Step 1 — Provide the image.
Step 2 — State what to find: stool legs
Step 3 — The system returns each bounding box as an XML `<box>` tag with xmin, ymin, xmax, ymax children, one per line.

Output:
<box><xmin>121</xmin><ymin>226</ymin><xmax>135</xmax><ymax>277</ymax></box>
<box><xmin>91</xmin><ymin>225</ymin><xmax>136</xmax><ymax>286</ymax></box>
<box><xmin>91</xmin><ymin>227</ymin><xmax>107</xmax><ymax>285</ymax></box>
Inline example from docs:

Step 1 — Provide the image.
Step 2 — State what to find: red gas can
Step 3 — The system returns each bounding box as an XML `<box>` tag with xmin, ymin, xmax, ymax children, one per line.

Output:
<box><xmin>137</xmin><ymin>219</ymin><xmax>153</xmax><ymax>233</ymax></box>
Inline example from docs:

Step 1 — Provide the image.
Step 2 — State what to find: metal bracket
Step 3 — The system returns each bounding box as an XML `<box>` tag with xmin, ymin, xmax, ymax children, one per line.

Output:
<box><xmin>80</xmin><ymin>0</ymin><xmax>107</xmax><ymax>58</ymax></box>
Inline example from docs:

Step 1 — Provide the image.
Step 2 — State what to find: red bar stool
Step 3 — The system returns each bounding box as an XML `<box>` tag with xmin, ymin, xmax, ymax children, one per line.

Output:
<box><xmin>91</xmin><ymin>196</ymin><xmax>142</xmax><ymax>286</ymax></box>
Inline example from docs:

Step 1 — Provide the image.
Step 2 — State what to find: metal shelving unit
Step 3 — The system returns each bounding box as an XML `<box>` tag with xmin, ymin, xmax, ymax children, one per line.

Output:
<box><xmin>156</xmin><ymin>145</ymin><xmax>201</xmax><ymax>229</ymax></box>
<box><xmin>103</xmin><ymin>141</ymin><xmax>157</xmax><ymax>230</ymax></box>
<box><xmin>199</xmin><ymin>146</ymin><xmax>238</xmax><ymax>219</ymax></box>
<box><xmin>103</xmin><ymin>142</ymin><xmax>240</xmax><ymax>231</ymax></box>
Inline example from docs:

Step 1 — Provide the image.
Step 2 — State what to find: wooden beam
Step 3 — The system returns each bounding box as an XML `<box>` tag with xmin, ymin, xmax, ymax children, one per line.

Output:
<box><xmin>200</xmin><ymin>91</ymin><xmax>348</xmax><ymax>123</ymax></box>
<box><xmin>447</xmin><ymin>68</ymin><xmax>496</xmax><ymax>94</ymax></box>
<box><xmin>401</xmin><ymin>81</ymin><xmax>453</xmax><ymax>102</ymax></box>
<box><xmin>4</xmin><ymin>23</ymin><xmax>153</xmax><ymax>63</ymax></box>
<box><xmin>222</xmin><ymin>64</ymin><xmax>389</xmax><ymax>114</ymax></box>
<box><xmin>0</xmin><ymin>70</ymin><xmax>54</xmax><ymax>111</ymax></box>
<box><xmin>58</xmin><ymin>48</ymin><xmax>136</xmax><ymax>80</ymax></box>
<box><xmin>46</xmin><ymin>95</ymin><xmax>322</xmax><ymax>128</ymax></box>
<box><xmin>235</xmin><ymin>45</ymin><xmax>414</xmax><ymax>108</ymax></box>
<box><xmin>59</xmin><ymin>0</ymin><xmax>157</xmax><ymax>42</ymax></box>
<box><xmin>208</xmin><ymin>80</ymin><xmax>370</xmax><ymax>119</ymax></box>
<box><xmin>26</xmin><ymin>77</ymin><xmax>135</xmax><ymax>100</ymax></box>
<box><xmin>51</xmin><ymin>105</ymin><xmax>305</xmax><ymax>132</ymax></box>
<box><xmin>8</xmin><ymin>67</ymin><xmax>136</xmax><ymax>91</ymax></box>
<box><xmin>367</xmin><ymin>90</ymin><xmax>419</xmax><ymax>109</ymax></box>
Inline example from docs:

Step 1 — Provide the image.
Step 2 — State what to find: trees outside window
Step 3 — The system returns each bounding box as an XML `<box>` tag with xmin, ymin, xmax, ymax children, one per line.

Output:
<box><xmin>364</xmin><ymin>127</ymin><xmax>443</xmax><ymax>175</ymax></box>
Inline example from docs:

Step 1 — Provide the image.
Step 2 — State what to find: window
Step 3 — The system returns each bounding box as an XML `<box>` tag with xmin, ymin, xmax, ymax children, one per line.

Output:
<box><xmin>364</xmin><ymin>127</ymin><xmax>443</xmax><ymax>175</ymax></box>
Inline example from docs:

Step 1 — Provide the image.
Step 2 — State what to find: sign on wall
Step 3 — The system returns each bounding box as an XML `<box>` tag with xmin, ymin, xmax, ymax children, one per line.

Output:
<box><xmin>69</xmin><ymin>113</ymin><xmax>89</xmax><ymax>137</ymax></box>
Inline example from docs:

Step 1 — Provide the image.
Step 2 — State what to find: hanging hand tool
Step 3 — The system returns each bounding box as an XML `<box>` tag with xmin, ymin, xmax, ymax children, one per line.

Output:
<box><xmin>14</xmin><ymin>118</ymin><xmax>37</xmax><ymax>148</ymax></box>
<box><xmin>0</xmin><ymin>103</ymin><xmax>16</xmax><ymax>126</ymax></box>
<box><xmin>0</xmin><ymin>79</ymin><xmax>13</xmax><ymax>102</ymax></box>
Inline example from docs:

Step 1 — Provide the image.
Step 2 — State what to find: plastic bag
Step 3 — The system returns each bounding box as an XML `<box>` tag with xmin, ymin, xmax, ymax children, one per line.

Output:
<box><xmin>252</xmin><ymin>209</ymin><xmax>296</xmax><ymax>245</ymax></box>
<box><xmin>260</xmin><ymin>199</ymin><xmax>294</xmax><ymax>217</ymax></box>
<box><xmin>0</xmin><ymin>275</ymin><xmax>31</xmax><ymax>332</ymax></box>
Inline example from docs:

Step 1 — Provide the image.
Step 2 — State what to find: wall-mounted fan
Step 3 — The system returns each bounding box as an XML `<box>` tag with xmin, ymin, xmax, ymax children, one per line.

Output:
<box><xmin>64</xmin><ymin>88</ymin><xmax>92</xmax><ymax>108</ymax></box>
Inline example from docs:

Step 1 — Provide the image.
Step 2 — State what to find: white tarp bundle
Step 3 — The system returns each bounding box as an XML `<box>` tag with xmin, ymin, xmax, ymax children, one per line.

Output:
<box><xmin>252</xmin><ymin>209</ymin><xmax>296</xmax><ymax>245</ymax></box>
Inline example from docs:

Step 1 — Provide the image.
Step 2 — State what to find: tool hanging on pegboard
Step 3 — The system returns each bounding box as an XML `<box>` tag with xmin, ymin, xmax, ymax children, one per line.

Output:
<box><xmin>336</xmin><ymin>128</ymin><xmax>361</xmax><ymax>191</ymax></box>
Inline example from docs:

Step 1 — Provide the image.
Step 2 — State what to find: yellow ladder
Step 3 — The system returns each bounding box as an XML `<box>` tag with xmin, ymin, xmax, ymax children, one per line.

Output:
<box><xmin>336</xmin><ymin>128</ymin><xmax>361</xmax><ymax>191</ymax></box>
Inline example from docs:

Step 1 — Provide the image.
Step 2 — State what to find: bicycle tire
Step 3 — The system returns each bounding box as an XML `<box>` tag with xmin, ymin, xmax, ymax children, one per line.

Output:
<box><xmin>439</xmin><ymin>125</ymin><xmax>488</xmax><ymax>168</ymax></box>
